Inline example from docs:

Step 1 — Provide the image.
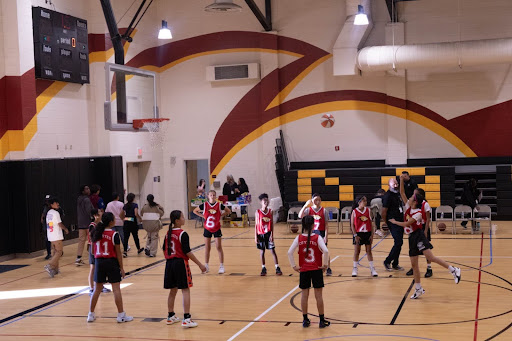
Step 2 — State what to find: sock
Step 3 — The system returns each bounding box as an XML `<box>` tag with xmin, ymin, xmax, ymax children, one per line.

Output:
<box><xmin>427</xmin><ymin>264</ymin><xmax>432</xmax><ymax>269</ymax></box>
<box><xmin>275</xmin><ymin>264</ymin><xmax>279</xmax><ymax>269</ymax></box>
<box><xmin>448</xmin><ymin>265</ymin><xmax>455</xmax><ymax>272</ymax></box>
<box><xmin>303</xmin><ymin>314</ymin><xmax>309</xmax><ymax>321</ymax></box>
<box><xmin>369</xmin><ymin>261</ymin><xmax>374</xmax><ymax>268</ymax></box>
<box><xmin>220</xmin><ymin>263</ymin><xmax>224</xmax><ymax>267</ymax></box>
<box><xmin>184</xmin><ymin>313</ymin><xmax>191</xmax><ymax>320</ymax></box>
<box><xmin>168</xmin><ymin>312</ymin><xmax>175</xmax><ymax>318</ymax></box>
<box><xmin>353</xmin><ymin>261</ymin><xmax>358</xmax><ymax>268</ymax></box>
<box><xmin>415</xmin><ymin>283</ymin><xmax>422</xmax><ymax>290</ymax></box>
<box><xmin>76</xmin><ymin>256</ymin><xmax>82</xmax><ymax>260</ymax></box>
<box><xmin>117</xmin><ymin>312</ymin><xmax>125</xmax><ymax>318</ymax></box>
<box><xmin>319</xmin><ymin>314</ymin><xmax>325</xmax><ymax>321</ymax></box>
<box><xmin>262</xmin><ymin>265</ymin><xmax>266</xmax><ymax>268</ymax></box>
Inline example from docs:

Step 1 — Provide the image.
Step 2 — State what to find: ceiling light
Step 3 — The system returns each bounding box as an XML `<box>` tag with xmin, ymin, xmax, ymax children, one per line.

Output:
<box><xmin>205</xmin><ymin>0</ymin><xmax>242</xmax><ymax>12</ymax></box>
<box><xmin>158</xmin><ymin>20</ymin><xmax>172</xmax><ymax>39</ymax></box>
<box><xmin>354</xmin><ymin>5</ymin><xmax>369</xmax><ymax>25</ymax></box>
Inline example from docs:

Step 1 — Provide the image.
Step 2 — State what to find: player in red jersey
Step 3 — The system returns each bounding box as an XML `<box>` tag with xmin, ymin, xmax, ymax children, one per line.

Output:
<box><xmin>255</xmin><ymin>193</ymin><xmax>282</xmax><ymax>276</ymax></box>
<box><xmin>193</xmin><ymin>190</ymin><xmax>231</xmax><ymax>274</ymax></box>
<box><xmin>87</xmin><ymin>212</ymin><xmax>132</xmax><ymax>323</ymax></box>
<box><xmin>390</xmin><ymin>175</ymin><xmax>461</xmax><ymax>299</ymax></box>
<box><xmin>350</xmin><ymin>196</ymin><xmax>378</xmax><ymax>277</ymax></box>
<box><xmin>288</xmin><ymin>215</ymin><xmax>330</xmax><ymax>328</ymax></box>
<box><xmin>298</xmin><ymin>194</ymin><xmax>332</xmax><ymax>276</ymax></box>
<box><xmin>164</xmin><ymin>210</ymin><xmax>207</xmax><ymax>328</ymax></box>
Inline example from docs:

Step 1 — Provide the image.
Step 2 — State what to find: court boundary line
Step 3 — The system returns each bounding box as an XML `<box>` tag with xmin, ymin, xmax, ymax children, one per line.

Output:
<box><xmin>390</xmin><ymin>280</ymin><xmax>415</xmax><ymax>325</ymax></box>
<box><xmin>473</xmin><ymin>232</ymin><xmax>484</xmax><ymax>341</ymax></box>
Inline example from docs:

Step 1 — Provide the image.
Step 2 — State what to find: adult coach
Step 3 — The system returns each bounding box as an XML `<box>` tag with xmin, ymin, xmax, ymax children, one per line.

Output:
<box><xmin>401</xmin><ymin>171</ymin><xmax>418</xmax><ymax>199</ymax></box>
<box><xmin>76</xmin><ymin>185</ymin><xmax>94</xmax><ymax>266</ymax></box>
<box><xmin>222</xmin><ymin>175</ymin><xmax>238</xmax><ymax>201</ymax></box>
<box><xmin>382</xmin><ymin>177</ymin><xmax>405</xmax><ymax>271</ymax></box>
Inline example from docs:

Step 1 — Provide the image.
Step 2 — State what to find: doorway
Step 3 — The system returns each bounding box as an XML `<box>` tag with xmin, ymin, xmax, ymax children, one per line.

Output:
<box><xmin>185</xmin><ymin>159</ymin><xmax>209</xmax><ymax>219</ymax></box>
<box><xmin>126</xmin><ymin>161</ymin><xmax>151</xmax><ymax>206</ymax></box>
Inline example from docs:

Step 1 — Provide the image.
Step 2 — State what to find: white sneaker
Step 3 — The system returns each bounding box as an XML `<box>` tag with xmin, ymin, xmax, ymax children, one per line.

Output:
<box><xmin>218</xmin><ymin>265</ymin><xmax>225</xmax><ymax>274</ymax></box>
<box><xmin>410</xmin><ymin>287</ymin><xmax>425</xmax><ymax>299</ymax></box>
<box><xmin>351</xmin><ymin>267</ymin><xmax>358</xmax><ymax>277</ymax></box>
<box><xmin>127</xmin><ymin>246</ymin><xmax>131</xmax><ymax>251</ymax></box>
<box><xmin>166</xmin><ymin>315</ymin><xmax>181</xmax><ymax>325</ymax></box>
<box><xmin>371</xmin><ymin>267</ymin><xmax>378</xmax><ymax>277</ymax></box>
<box><xmin>182</xmin><ymin>318</ymin><xmax>198</xmax><ymax>328</ymax></box>
<box><xmin>117</xmin><ymin>312</ymin><xmax>134</xmax><ymax>323</ymax></box>
<box><xmin>204</xmin><ymin>264</ymin><xmax>210</xmax><ymax>273</ymax></box>
<box><xmin>87</xmin><ymin>312</ymin><xmax>95</xmax><ymax>322</ymax></box>
<box><xmin>375</xmin><ymin>229</ymin><xmax>384</xmax><ymax>237</ymax></box>
<box><xmin>451</xmin><ymin>267</ymin><xmax>461</xmax><ymax>284</ymax></box>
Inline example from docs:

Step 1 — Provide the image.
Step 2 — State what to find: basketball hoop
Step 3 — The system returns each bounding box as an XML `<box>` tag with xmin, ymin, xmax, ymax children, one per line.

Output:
<box><xmin>133</xmin><ymin>118</ymin><xmax>170</xmax><ymax>150</ymax></box>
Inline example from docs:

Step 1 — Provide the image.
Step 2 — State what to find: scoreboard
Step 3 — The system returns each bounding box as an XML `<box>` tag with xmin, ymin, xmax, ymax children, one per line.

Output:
<box><xmin>32</xmin><ymin>7</ymin><xmax>89</xmax><ymax>84</ymax></box>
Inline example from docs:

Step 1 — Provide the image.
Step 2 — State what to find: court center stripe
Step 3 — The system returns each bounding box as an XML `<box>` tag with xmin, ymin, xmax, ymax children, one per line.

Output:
<box><xmin>473</xmin><ymin>232</ymin><xmax>485</xmax><ymax>341</ymax></box>
<box><xmin>390</xmin><ymin>280</ymin><xmax>415</xmax><ymax>325</ymax></box>
<box><xmin>227</xmin><ymin>255</ymin><xmax>340</xmax><ymax>341</ymax></box>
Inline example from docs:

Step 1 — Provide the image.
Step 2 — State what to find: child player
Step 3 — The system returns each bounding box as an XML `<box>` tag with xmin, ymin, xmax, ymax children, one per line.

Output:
<box><xmin>288</xmin><ymin>215</ymin><xmax>330</xmax><ymax>328</ymax></box>
<box><xmin>255</xmin><ymin>193</ymin><xmax>282</xmax><ymax>276</ymax></box>
<box><xmin>390</xmin><ymin>174</ymin><xmax>461</xmax><ymax>299</ymax></box>
<box><xmin>350</xmin><ymin>196</ymin><xmax>378</xmax><ymax>277</ymax></box>
<box><xmin>193</xmin><ymin>190</ymin><xmax>231</xmax><ymax>274</ymax></box>
<box><xmin>164</xmin><ymin>210</ymin><xmax>207</xmax><ymax>328</ymax></box>
<box><xmin>45</xmin><ymin>198</ymin><xmax>69</xmax><ymax>277</ymax></box>
<box><xmin>298</xmin><ymin>194</ymin><xmax>332</xmax><ymax>276</ymax></box>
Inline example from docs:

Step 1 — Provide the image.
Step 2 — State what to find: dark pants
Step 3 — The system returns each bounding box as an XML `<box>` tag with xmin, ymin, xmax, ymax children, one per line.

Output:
<box><xmin>42</xmin><ymin>225</ymin><xmax>51</xmax><ymax>256</ymax></box>
<box><xmin>113</xmin><ymin>226</ymin><xmax>125</xmax><ymax>250</ymax></box>
<box><xmin>375</xmin><ymin>213</ymin><xmax>381</xmax><ymax>230</ymax></box>
<box><xmin>123</xmin><ymin>221</ymin><xmax>141</xmax><ymax>251</ymax></box>
<box><xmin>385</xmin><ymin>222</ymin><xmax>403</xmax><ymax>267</ymax></box>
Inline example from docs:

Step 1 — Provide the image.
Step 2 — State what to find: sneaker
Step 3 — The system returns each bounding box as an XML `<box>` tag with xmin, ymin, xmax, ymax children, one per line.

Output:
<box><xmin>260</xmin><ymin>267</ymin><xmax>267</xmax><ymax>276</ymax></box>
<box><xmin>375</xmin><ymin>229</ymin><xmax>384</xmax><ymax>237</ymax></box>
<box><xmin>276</xmin><ymin>266</ymin><xmax>283</xmax><ymax>276</ymax></box>
<box><xmin>371</xmin><ymin>267</ymin><xmax>378</xmax><ymax>277</ymax></box>
<box><xmin>425</xmin><ymin>268</ymin><xmax>433</xmax><ymax>278</ymax></box>
<box><xmin>451</xmin><ymin>267</ymin><xmax>461</xmax><ymax>284</ymax></box>
<box><xmin>127</xmin><ymin>246</ymin><xmax>131</xmax><ymax>251</ymax></box>
<box><xmin>326</xmin><ymin>268</ymin><xmax>332</xmax><ymax>276</ymax></box>
<box><xmin>44</xmin><ymin>254</ymin><xmax>51</xmax><ymax>260</ymax></box>
<box><xmin>319</xmin><ymin>319</ymin><xmax>331</xmax><ymax>328</ymax></box>
<box><xmin>44</xmin><ymin>265</ymin><xmax>54</xmax><ymax>278</ymax></box>
<box><xmin>166</xmin><ymin>315</ymin><xmax>181</xmax><ymax>325</ymax></box>
<box><xmin>102</xmin><ymin>287</ymin><xmax>112</xmax><ymax>293</ymax></box>
<box><xmin>218</xmin><ymin>265</ymin><xmax>225</xmax><ymax>274</ymax></box>
<box><xmin>89</xmin><ymin>288</ymin><xmax>94</xmax><ymax>296</ymax></box>
<box><xmin>410</xmin><ymin>287</ymin><xmax>425</xmax><ymax>299</ymax></box>
<box><xmin>204</xmin><ymin>264</ymin><xmax>210</xmax><ymax>273</ymax></box>
<box><xmin>123</xmin><ymin>252</ymin><xmax>128</xmax><ymax>258</ymax></box>
<box><xmin>138</xmin><ymin>248</ymin><xmax>145</xmax><ymax>254</ymax></box>
<box><xmin>117</xmin><ymin>313</ymin><xmax>134</xmax><ymax>323</ymax></box>
<box><xmin>75</xmin><ymin>259</ymin><xmax>85</xmax><ymax>266</ymax></box>
<box><xmin>383</xmin><ymin>262</ymin><xmax>393</xmax><ymax>272</ymax></box>
<box><xmin>149</xmin><ymin>254</ymin><xmax>156</xmax><ymax>258</ymax></box>
<box><xmin>351</xmin><ymin>267</ymin><xmax>358</xmax><ymax>277</ymax></box>
<box><xmin>393</xmin><ymin>265</ymin><xmax>404</xmax><ymax>271</ymax></box>
<box><xmin>302</xmin><ymin>319</ymin><xmax>311</xmax><ymax>328</ymax></box>
<box><xmin>406</xmin><ymin>268</ymin><xmax>414</xmax><ymax>276</ymax></box>
<box><xmin>181</xmin><ymin>318</ymin><xmax>198</xmax><ymax>328</ymax></box>
<box><xmin>87</xmin><ymin>312</ymin><xmax>96</xmax><ymax>322</ymax></box>
<box><xmin>144</xmin><ymin>248</ymin><xmax>150</xmax><ymax>256</ymax></box>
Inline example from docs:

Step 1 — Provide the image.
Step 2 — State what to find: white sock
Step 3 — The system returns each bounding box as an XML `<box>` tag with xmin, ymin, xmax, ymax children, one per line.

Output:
<box><xmin>448</xmin><ymin>265</ymin><xmax>455</xmax><ymax>272</ymax></box>
<box><xmin>205</xmin><ymin>263</ymin><xmax>209</xmax><ymax>267</ymax></box>
<box><xmin>275</xmin><ymin>264</ymin><xmax>279</xmax><ymax>269</ymax></box>
<box><xmin>117</xmin><ymin>312</ymin><xmax>125</xmax><ymax>318</ymax></box>
<box><xmin>220</xmin><ymin>263</ymin><xmax>224</xmax><ymax>267</ymax></box>
<box><xmin>369</xmin><ymin>261</ymin><xmax>374</xmax><ymax>268</ymax></box>
<box><xmin>415</xmin><ymin>283</ymin><xmax>422</xmax><ymax>290</ymax></box>
<box><xmin>427</xmin><ymin>264</ymin><xmax>432</xmax><ymax>269</ymax></box>
<box><xmin>353</xmin><ymin>261</ymin><xmax>358</xmax><ymax>268</ymax></box>
<box><xmin>262</xmin><ymin>265</ymin><xmax>266</xmax><ymax>268</ymax></box>
<box><xmin>89</xmin><ymin>311</ymin><xmax>94</xmax><ymax>315</ymax></box>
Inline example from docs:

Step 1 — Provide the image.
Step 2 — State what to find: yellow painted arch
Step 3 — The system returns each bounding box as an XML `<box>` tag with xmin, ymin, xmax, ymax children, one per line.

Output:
<box><xmin>210</xmin><ymin>100</ymin><xmax>477</xmax><ymax>182</ymax></box>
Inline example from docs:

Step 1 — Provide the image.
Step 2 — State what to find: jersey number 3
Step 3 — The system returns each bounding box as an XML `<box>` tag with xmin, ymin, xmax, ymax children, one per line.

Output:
<box><xmin>303</xmin><ymin>248</ymin><xmax>315</xmax><ymax>263</ymax></box>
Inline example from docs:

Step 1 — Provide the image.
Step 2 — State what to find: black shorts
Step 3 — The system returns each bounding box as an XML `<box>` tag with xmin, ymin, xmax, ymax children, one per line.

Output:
<box><xmin>164</xmin><ymin>258</ymin><xmax>193</xmax><ymax>289</ymax></box>
<box><xmin>88</xmin><ymin>245</ymin><xmax>95</xmax><ymax>265</ymax></box>
<box><xmin>203</xmin><ymin>228</ymin><xmax>222</xmax><ymax>238</ymax></box>
<box><xmin>94</xmin><ymin>258</ymin><xmax>122</xmax><ymax>283</ymax></box>
<box><xmin>422</xmin><ymin>224</ymin><xmax>431</xmax><ymax>241</ymax></box>
<box><xmin>408</xmin><ymin>229</ymin><xmax>433</xmax><ymax>257</ymax></box>
<box><xmin>312</xmin><ymin>230</ymin><xmax>327</xmax><ymax>245</ymax></box>
<box><xmin>353</xmin><ymin>232</ymin><xmax>372</xmax><ymax>245</ymax></box>
<box><xmin>299</xmin><ymin>269</ymin><xmax>324</xmax><ymax>289</ymax></box>
<box><xmin>257</xmin><ymin>232</ymin><xmax>275</xmax><ymax>250</ymax></box>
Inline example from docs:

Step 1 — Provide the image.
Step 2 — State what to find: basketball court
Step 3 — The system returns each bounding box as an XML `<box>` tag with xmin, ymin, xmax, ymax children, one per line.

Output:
<box><xmin>0</xmin><ymin>221</ymin><xmax>510</xmax><ymax>341</ymax></box>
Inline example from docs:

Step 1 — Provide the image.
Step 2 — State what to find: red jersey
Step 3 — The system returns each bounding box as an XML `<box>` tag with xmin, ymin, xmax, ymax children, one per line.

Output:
<box><xmin>421</xmin><ymin>201</ymin><xmax>431</xmax><ymax>224</ymax></box>
<box><xmin>203</xmin><ymin>201</ymin><xmax>222</xmax><ymax>233</ymax></box>
<box><xmin>93</xmin><ymin>229</ymin><xmax>118</xmax><ymax>259</ymax></box>
<box><xmin>164</xmin><ymin>228</ymin><xmax>189</xmax><ymax>260</ymax></box>
<box><xmin>298</xmin><ymin>234</ymin><xmax>323</xmax><ymax>272</ymax></box>
<box><xmin>404</xmin><ymin>206</ymin><xmax>423</xmax><ymax>235</ymax></box>
<box><xmin>352</xmin><ymin>207</ymin><xmax>371</xmax><ymax>232</ymax></box>
<box><xmin>305</xmin><ymin>207</ymin><xmax>326</xmax><ymax>231</ymax></box>
<box><xmin>255</xmin><ymin>208</ymin><xmax>273</xmax><ymax>235</ymax></box>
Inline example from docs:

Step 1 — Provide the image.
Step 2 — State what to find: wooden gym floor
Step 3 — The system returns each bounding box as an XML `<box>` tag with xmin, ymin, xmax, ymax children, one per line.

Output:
<box><xmin>0</xmin><ymin>220</ymin><xmax>510</xmax><ymax>341</ymax></box>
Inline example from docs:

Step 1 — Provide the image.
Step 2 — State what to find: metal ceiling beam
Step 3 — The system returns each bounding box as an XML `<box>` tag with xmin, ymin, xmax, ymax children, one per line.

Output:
<box><xmin>244</xmin><ymin>0</ymin><xmax>272</xmax><ymax>31</ymax></box>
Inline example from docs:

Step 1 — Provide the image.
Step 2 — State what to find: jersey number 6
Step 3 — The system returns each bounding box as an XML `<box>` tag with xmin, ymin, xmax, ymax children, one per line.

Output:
<box><xmin>205</xmin><ymin>216</ymin><xmax>216</xmax><ymax>228</ymax></box>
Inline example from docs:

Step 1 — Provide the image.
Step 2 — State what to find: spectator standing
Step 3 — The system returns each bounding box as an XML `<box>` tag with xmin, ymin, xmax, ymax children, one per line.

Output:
<box><xmin>123</xmin><ymin>193</ymin><xmax>144</xmax><ymax>257</ymax></box>
<box><xmin>402</xmin><ymin>171</ymin><xmax>418</xmax><ymax>200</ymax></box>
<box><xmin>222</xmin><ymin>175</ymin><xmax>239</xmax><ymax>201</ymax></box>
<box><xmin>197</xmin><ymin>179</ymin><xmax>206</xmax><ymax>199</ymax></box>
<box><xmin>461</xmin><ymin>178</ymin><xmax>482</xmax><ymax>229</ymax></box>
<box><xmin>76</xmin><ymin>185</ymin><xmax>94</xmax><ymax>266</ymax></box>
<box><xmin>90</xmin><ymin>184</ymin><xmax>105</xmax><ymax>213</ymax></box>
<box><xmin>382</xmin><ymin>178</ymin><xmax>405</xmax><ymax>272</ymax></box>
<box><xmin>105</xmin><ymin>192</ymin><xmax>126</xmax><ymax>249</ymax></box>
<box><xmin>141</xmin><ymin>194</ymin><xmax>165</xmax><ymax>257</ymax></box>
<box><xmin>237</xmin><ymin>178</ymin><xmax>249</xmax><ymax>195</ymax></box>
<box><xmin>370</xmin><ymin>189</ymin><xmax>386</xmax><ymax>237</ymax></box>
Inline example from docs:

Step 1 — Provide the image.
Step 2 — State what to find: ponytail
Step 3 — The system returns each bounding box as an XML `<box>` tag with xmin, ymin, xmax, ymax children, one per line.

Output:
<box><xmin>167</xmin><ymin>210</ymin><xmax>183</xmax><ymax>254</ymax></box>
<box><xmin>91</xmin><ymin>212</ymin><xmax>114</xmax><ymax>243</ymax></box>
<box><xmin>147</xmin><ymin>194</ymin><xmax>157</xmax><ymax>207</ymax></box>
<box><xmin>302</xmin><ymin>215</ymin><xmax>314</xmax><ymax>260</ymax></box>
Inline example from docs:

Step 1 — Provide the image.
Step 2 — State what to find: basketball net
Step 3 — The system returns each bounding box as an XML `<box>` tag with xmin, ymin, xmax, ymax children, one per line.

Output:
<box><xmin>134</xmin><ymin>119</ymin><xmax>169</xmax><ymax>150</ymax></box>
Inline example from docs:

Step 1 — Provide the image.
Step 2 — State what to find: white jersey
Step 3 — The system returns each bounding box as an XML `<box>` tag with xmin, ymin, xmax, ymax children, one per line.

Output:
<box><xmin>46</xmin><ymin>209</ymin><xmax>64</xmax><ymax>242</ymax></box>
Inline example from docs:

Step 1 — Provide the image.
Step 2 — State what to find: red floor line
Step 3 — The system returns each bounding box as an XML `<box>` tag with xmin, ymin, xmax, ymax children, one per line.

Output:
<box><xmin>0</xmin><ymin>334</ymin><xmax>193</xmax><ymax>341</ymax></box>
<box><xmin>473</xmin><ymin>232</ymin><xmax>484</xmax><ymax>341</ymax></box>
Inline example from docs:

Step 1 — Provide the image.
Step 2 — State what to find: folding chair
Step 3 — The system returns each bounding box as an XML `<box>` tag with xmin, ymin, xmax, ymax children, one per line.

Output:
<box><xmin>434</xmin><ymin>205</ymin><xmax>454</xmax><ymax>234</ymax></box>
<box><xmin>474</xmin><ymin>205</ymin><xmax>492</xmax><ymax>234</ymax></box>
<box><xmin>339</xmin><ymin>206</ymin><xmax>352</xmax><ymax>234</ymax></box>
<box><xmin>454</xmin><ymin>205</ymin><xmax>473</xmax><ymax>234</ymax></box>
<box><xmin>287</xmin><ymin>207</ymin><xmax>302</xmax><ymax>233</ymax></box>
<box><xmin>325</xmin><ymin>207</ymin><xmax>340</xmax><ymax>236</ymax></box>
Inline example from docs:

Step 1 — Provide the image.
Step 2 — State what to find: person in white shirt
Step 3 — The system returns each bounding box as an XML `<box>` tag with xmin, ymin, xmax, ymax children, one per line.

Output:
<box><xmin>105</xmin><ymin>192</ymin><xmax>126</xmax><ymax>250</ymax></box>
<box><xmin>45</xmin><ymin>198</ymin><xmax>69</xmax><ymax>277</ymax></box>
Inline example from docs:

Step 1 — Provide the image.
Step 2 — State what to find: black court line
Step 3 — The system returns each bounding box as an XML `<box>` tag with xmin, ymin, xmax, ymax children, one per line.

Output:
<box><xmin>390</xmin><ymin>280</ymin><xmax>415</xmax><ymax>325</ymax></box>
<box><xmin>485</xmin><ymin>321</ymin><xmax>512</xmax><ymax>340</ymax></box>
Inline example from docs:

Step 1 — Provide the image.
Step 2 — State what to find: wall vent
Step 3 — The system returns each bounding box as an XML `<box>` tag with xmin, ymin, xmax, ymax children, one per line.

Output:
<box><xmin>206</xmin><ymin>63</ymin><xmax>260</xmax><ymax>81</ymax></box>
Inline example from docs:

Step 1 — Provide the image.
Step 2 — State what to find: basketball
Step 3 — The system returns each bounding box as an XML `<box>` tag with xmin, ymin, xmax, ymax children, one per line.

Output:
<box><xmin>437</xmin><ymin>222</ymin><xmax>446</xmax><ymax>231</ymax></box>
<box><xmin>290</xmin><ymin>225</ymin><xmax>299</xmax><ymax>233</ymax></box>
<box><xmin>321</xmin><ymin>113</ymin><xmax>335</xmax><ymax>128</ymax></box>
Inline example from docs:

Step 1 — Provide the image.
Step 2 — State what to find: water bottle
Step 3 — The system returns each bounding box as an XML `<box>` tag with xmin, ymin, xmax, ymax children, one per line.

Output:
<box><xmin>329</xmin><ymin>210</ymin><xmax>333</xmax><ymax>220</ymax></box>
<box><xmin>441</xmin><ymin>212</ymin><xmax>444</xmax><ymax>219</ymax></box>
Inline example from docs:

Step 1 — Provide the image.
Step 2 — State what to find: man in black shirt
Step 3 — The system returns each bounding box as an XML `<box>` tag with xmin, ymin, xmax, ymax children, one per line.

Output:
<box><xmin>382</xmin><ymin>177</ymin><xmax>405</xmax><ymax>271</ymax></box>
<box><xmin>402</xmin><ymin>171</ymin><xmax>418</xmax><ymax>200</ymax></box>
